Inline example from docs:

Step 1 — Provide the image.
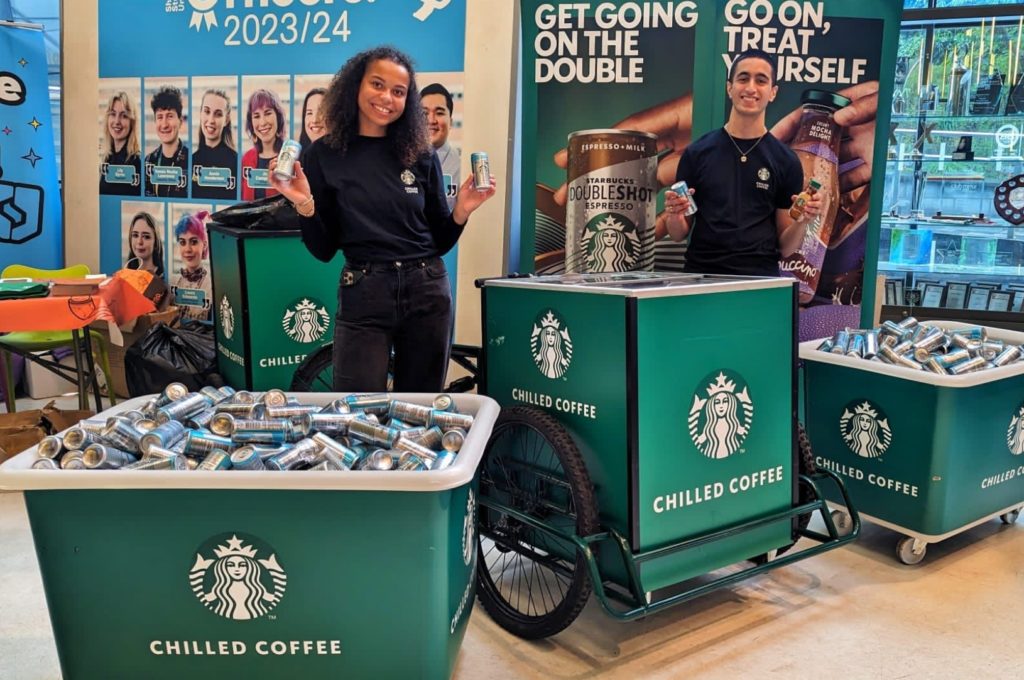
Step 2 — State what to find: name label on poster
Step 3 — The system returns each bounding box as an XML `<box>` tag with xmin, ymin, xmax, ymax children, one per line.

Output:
<box><xmin>151</xmin><ymin>166</ymin><xmax>184</xmax><ymax>186</ymax></box>
<box><xmin>244</xmin><ymin>167</ymin><xmax>272</xmax><ymax>189</ymax></box>
<box><xmin>815</xmin><ymin>456</ymin><xmax>919</xmax><ymax>497</ymax></box>
<box><xmin>511</xmin><ymin>387</ymin><xmax>598</xmax><ymax>419</ymax></box>
<box><xmin>652</xmin><ymin>465</ymin><xmax>785</xmax><ymax>514</ymax></box>
<box><xmin>104</xmin><ymin>164</ymin><xmax>138</xmax><ymax>185</ymax></box>
<box><xmin>149</xmin><ymin>639</ymin><xmax>341</xmax><ymax>657</ymax></box>
<box><xmin>533</xmin><ymin>2</ymin><xmax>699</xmax><ymax>84</ymax></box>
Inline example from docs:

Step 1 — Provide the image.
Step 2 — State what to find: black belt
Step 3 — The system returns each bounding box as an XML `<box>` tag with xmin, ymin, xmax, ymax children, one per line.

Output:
<box><xmin>346</xmin><ymin>256</ymin><xmax>441</xmax><ymax>273</ymax></box>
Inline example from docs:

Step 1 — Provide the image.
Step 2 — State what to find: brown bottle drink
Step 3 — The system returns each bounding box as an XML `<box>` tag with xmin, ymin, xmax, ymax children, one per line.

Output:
<box><xmin>780</xmin><ymin>90</ymin><xmax>850</xmax><ymax>304</ymax></box>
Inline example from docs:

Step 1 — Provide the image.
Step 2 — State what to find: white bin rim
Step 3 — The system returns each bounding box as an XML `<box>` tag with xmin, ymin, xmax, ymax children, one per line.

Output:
<box><xmin>0</xmin><ymin>392</ymin><xmax>500</xmax><ymax>492</ymax></box>
<box><xmin>800</xmin><ymin>320</ymin><xmax>1024</xmax><ymax>388</ymax></box>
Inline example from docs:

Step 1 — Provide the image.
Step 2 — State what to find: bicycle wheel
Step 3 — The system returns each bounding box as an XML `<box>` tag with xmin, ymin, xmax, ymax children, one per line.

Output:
<box><xmin>475</xmin><ymin>406</ymin><xmax>599</xmax><ymax>639</ymax></box>
<box><xmin>290</xmin><ymin>344</ymin><xmax>334</xmax><ymax>392</ymax></box>
<box><xmin>776</xmin><ymin>422</ymin><xmax>819</xmax><ymax>556</ymax></box>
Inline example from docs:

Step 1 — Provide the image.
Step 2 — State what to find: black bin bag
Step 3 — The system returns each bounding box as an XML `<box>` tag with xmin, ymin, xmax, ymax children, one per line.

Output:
<box><xmin>125</xmin><ymin>321</ymin><xmax>222</xmax><ymax>396</ymax></box>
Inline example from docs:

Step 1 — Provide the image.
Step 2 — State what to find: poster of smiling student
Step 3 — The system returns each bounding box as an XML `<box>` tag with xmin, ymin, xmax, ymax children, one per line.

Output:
<box><xmin>96</xmin><ymin>1</ymin><xmax>468</xmax><ymax>292</ymax></box>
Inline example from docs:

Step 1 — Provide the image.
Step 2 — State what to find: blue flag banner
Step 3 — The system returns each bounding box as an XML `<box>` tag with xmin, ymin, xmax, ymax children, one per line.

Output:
<box><xmin>0</xmin><ymin>22</ymin><xmax>62</xmax><ymax>271</ymax></box>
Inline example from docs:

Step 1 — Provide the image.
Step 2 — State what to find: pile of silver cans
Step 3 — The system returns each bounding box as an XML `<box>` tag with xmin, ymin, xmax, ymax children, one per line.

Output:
<box><xmin>29</xmin><ymin>383</ymin><xmax>474</xmax><ymax>472</ymax></box>
<box><xmin>817</xmin><ymin>318</ymin><xmax>1023</xmax><ymax>375</ymax></box>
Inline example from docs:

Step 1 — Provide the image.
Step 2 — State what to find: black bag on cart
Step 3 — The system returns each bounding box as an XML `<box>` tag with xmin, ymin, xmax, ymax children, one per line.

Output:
<box><xmin>124</xmin><ymin>321</ymin><xmax>222</xmax><ymax>396</ymax></box>
<box><xmin>209</xmin><ymin>195</ymin><xmax>301</xmax><ymax>231</ymax></box>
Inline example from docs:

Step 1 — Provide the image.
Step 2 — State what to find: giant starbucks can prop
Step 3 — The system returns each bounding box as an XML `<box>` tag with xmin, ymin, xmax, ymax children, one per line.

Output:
<box><xmin>564</xmin><ymin>130</ymin><xmax>657</xmax><ymax>274</ymax></box>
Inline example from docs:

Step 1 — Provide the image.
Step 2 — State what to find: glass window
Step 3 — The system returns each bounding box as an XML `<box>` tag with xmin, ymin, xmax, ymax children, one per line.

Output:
<box><xmin>936</xmin><ymin>1</ymin><xmax>1024</xmax><ymax>7</ymax></box>
<box><xmin>904</xmin><ymin>0</ymin><xmax>930</xmax><ymax>9</ymax></box>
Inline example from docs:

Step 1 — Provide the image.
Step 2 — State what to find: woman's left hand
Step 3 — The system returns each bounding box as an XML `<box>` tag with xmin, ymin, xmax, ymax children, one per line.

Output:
<box><xmin>452</xmin><ymin>174</ymin><xmax>498</xmax><ymax>224</ymax></box>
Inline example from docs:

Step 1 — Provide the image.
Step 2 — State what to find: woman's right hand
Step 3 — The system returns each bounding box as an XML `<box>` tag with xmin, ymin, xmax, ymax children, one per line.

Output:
<box><xmin>268</xmin><ymin>159</ymin><xmax>312</xmax><ymax>204</ymax></box>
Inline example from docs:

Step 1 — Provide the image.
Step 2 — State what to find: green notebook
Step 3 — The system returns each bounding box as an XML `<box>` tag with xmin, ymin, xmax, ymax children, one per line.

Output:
<box><xmin>0</xmin><ymin>281</ymin><xmax>51</xmax><ymax>300</ymax></box>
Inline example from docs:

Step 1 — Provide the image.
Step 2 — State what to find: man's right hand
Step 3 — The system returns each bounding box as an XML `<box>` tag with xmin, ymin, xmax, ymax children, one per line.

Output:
<box><xmin>663</xmin><ymin>186</ymin><xmax>694</xmax><ymax>242</ymax></box>
<box><xmin>268</xmin><ymin>159</ymin><xmax>312</xmax><ymax>205</ymax></box>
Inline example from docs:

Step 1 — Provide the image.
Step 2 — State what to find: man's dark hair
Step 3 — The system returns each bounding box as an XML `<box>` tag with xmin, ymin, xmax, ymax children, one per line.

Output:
<box><xmin>728</xmin><ymin>49</ymin><xmax>776</xmax><ymax>85</ymax></box>
<box><xmin>151</xmin><ymin>85</ymin><xmax>183</xmax><ymax>116</ymax></box>
<box><xmin>420</xmin><ymin>83</ymin><xmax>453</xmax><ymax>116</ymax></box>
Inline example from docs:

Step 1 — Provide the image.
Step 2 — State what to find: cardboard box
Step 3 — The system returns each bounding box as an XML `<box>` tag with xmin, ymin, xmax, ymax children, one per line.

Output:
<box><xmin>24</xmin><ymin>352</ymin><xmax>79</xmax><ymax>399</ymax></box>
<box><xmin>90</xmin><ymin>307</ymin><xmax>180</xmax><ymax>398</ymax></box>
<box><xmin>0</xmin><ymin>402</ymin><xmax>94</xmax><ymax>464</ymax></box>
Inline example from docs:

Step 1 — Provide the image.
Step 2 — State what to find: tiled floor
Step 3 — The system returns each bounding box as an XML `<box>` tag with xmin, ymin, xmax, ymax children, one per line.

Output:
<box><xmin>2</xmin><ymin>394</ymin><xmax>1023</xmax><ymax>678</ymax></box>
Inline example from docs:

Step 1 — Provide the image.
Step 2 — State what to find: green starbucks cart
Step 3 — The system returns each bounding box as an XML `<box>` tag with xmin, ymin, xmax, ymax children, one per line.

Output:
<box><xmin>801</xmin><ymin>320</ymin><xmax>1024</xmax><ymax>566</ymax></box>
<box><xmin>208</xmin><ymin>224</ymin><xmax>341</xmax><ymax>391</ymax></box>
<box><xmin>209</xmin><ymin>223</ymin><xmax>460</xmax><ymax>392</ymax></box>
<box><xmin>0</xmin><ymin>392</ymin><xmax>498</xmax><ymax>680</ymax></box>
<box><xmin>475</xmin><ymin>272</ymin><xmax>859</xmax><ymax>638</ymax></box>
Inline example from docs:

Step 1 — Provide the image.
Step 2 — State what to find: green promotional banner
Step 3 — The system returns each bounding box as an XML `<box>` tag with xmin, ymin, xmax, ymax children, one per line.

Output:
<box><xmin>518</xmin><ymin>0</ymin><xmax>901</xmax><ymax>340</ymax></box>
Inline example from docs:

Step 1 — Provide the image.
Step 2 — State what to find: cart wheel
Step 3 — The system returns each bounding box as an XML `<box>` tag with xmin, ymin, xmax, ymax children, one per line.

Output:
<box><xmin>897</xmin><ymin>536</ymin><xmax>927</xmax><ymax>565</ymax></box>
<box><xmin>1000</xmin><ymin>509</ymin><xmax>1021</xmax><ymax>525</ymax></box>
<box><xmin>289</xmin><ymin>343</ymin><xmax>395</xmax><ymax>392</ymax></box>
<box><xmin>290</xmin><ymin>344</ymin><xmax>334</xmax><ymax>392</ymax></box>
<box><xmin>751</xmin><ymin>423</ymin><xmax>819</xmax><ymax>564</ymax></box>
<box><xmin>476</xmin><ymin>406</ymin><xmax>599</xmax><ymax>640</ymax></box>
<box><xmin>831</xmin><ymin>510</ymin><xmax>854</xmax><ymax>538</ymax></box>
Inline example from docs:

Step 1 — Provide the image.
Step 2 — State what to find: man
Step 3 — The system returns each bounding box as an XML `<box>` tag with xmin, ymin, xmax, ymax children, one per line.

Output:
<box><xmin>145</xmin><ymin>85</ymin><xmax>189</xmax><ymax>198</ymax></box>
<box><xmin>665</xmin><ymin>49</ymin><xmax>819</xmax><ymax>276</ymax></box>
<box><xmin>420</xmin><ymin>82</ymin><xmax>460</xmax><ymax>210</ymax></box>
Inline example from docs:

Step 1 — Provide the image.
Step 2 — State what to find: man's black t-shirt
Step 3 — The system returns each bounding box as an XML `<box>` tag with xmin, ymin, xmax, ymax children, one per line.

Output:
<box><xmin>675</xmin><ymin>129</ymin><xmax>802</xmax><ymax>276</ymax></box>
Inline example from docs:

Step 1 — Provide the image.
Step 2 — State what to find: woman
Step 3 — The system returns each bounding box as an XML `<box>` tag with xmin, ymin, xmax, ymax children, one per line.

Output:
<box><xmin>269</xmin><ymin>46</ymin><xmax>496</xmax><ymax>392</ymax></box>
<box><xmin>192</xmin><ymin>89</ymin><xmax>238</xmax><ymax>200</ymax></box>
<box><xmin>298</xmin><ymin>87</ymin><xmax>327</xmax><ymax>149</ymax></box>
<box><xmin>171</xmin><ymin>211</ymin><xmax>212</xmax><ymax>322</ymax></box>
<box><xmin>241</xmin><ymin>88</ymin><xmax>286</xmax><ymax>201</ymax></box>
<box><xmin>125</xmin><ymin>211</ymin><xmax>164</xmax><ymax>279</ymax></box>
<box><xmin>100</xmin><ymin>92</ymin><xmax>142</xmax><ymax>196</ymax></box>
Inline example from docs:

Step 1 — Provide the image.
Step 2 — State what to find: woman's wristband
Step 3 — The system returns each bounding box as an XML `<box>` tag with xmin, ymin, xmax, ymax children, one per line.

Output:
<box><xmin>294</xmin><ymin>195</ymin><xmax>315</xmax><ymax>217</ymax></box>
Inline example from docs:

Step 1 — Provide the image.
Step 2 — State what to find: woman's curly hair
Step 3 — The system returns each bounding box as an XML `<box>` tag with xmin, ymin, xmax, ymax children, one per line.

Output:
<box><xmin>321</xmin><ymin>45</ymin><xmax>430</xmax><ymax>167</ymax></box>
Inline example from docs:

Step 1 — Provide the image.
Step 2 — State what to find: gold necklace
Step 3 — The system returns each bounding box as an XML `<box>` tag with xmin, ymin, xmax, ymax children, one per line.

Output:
<box><xmin>724</xmin><ymin>127</ymin><xmax>767</xmax><ymax>163</ymax></box>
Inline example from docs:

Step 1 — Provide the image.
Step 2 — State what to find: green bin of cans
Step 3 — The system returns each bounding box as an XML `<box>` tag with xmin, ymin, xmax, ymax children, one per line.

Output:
<box><xmin>0</xmin><ymin>391</ymin><xmax>499</xmax><ymax>680</ymax></box>
<box><xmin>801</xmin><ymin>320</ymin><xmax>1024</xmax><ymax>564</ymax></box>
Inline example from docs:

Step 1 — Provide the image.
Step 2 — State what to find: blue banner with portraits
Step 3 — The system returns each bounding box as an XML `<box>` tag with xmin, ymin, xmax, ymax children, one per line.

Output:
<box><xmin>96</xmin><ymin>0</ymin><xmax>467</xmax><ymax>320</ymax></box>
<box><xmin>0</xmin><ymin>22</ymin><xmax>62</xmax><ymax>271</ymax></box>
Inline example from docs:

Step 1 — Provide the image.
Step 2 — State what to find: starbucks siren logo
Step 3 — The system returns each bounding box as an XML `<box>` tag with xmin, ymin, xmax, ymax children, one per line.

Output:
<box><xmin>688</xmin><ymin>371</ymin><xmax>754</xmax><ymax>459</ymax></box>
<box><xmin>219</xmin><ymin>295</ymin><xmax>234</xmax><ymax>340</ymax></box>
<box><xmin>190</xmin><ymin>533</ymin><xmax>286</xmax><ymax>621</ymax></box>
<box><xmin>839</xmin><ymin>400</ymin><xmax>893</xmax><ymax>458</ymax></box>
<box><xmin>282</xmin><ymin>298</ymin><xmax>331</xmax><ymax>344</ymax></box>
<box><xmin>1006</xmin><ymin>403</ymin><xmax>1024</xmax><ymax>455</ymax></box>
<box><xmin>531</xmin><ymin>310</ymin><xmax>573</xmax><ymax>379</ymax></box>
<box><xmin>462</xmin><ymin>490</ymin><xmax>476</xmax><ymax>566</ymax></box>
<box><xmin>579</xmin><ymin>213</ymin><xmax>641</xmax><ymax>272</ymax></box>
<box><xmin>758</xmin><ymin>167</ymin><xmax>771</xmax><ymax>181</ymax></box>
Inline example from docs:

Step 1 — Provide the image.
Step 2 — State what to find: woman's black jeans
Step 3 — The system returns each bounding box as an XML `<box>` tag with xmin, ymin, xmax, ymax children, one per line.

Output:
<box><xmin>332</xmin><ymin>256</ymin><xmax>452</xmax><ymax>393</ymax></box>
